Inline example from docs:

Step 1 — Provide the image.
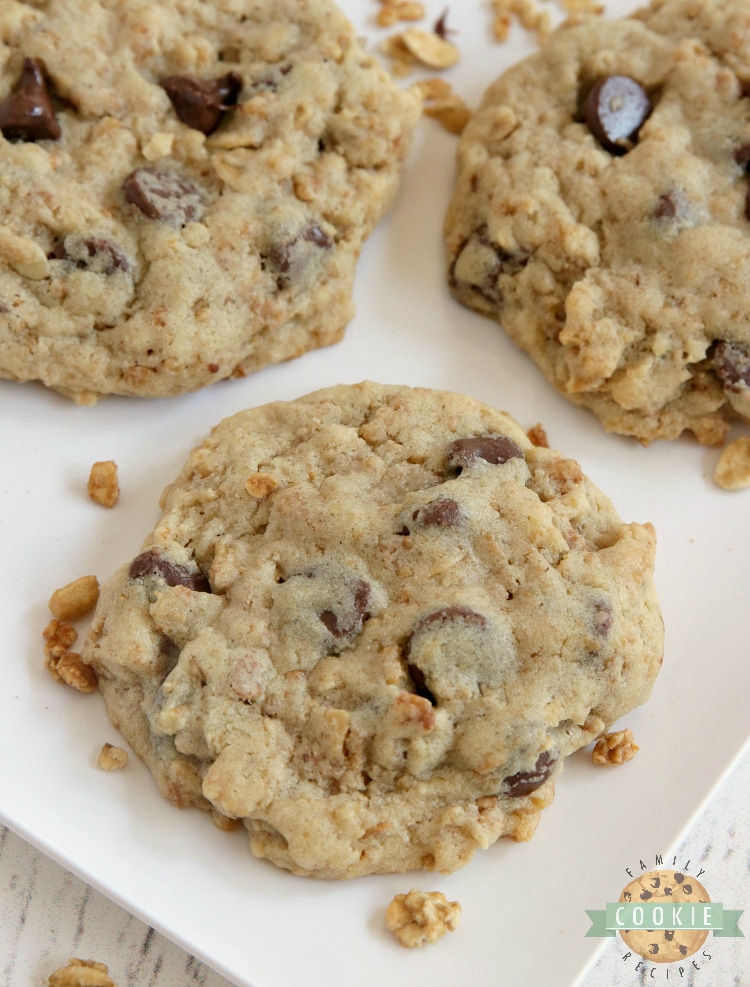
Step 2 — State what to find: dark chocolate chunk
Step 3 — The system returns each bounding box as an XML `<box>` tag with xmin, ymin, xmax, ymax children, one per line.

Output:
<box><xmin>122</xmin><ymin>167</ymin><xmax>205</xmax><ymax>225</ymax></box>
<box><xmin>263</xmin><ymin>223</ymin><xmax>333</xmax><ymax>290</ymax></box>
<box><xmin>501</xmin><ymin>750</ymin><xmax>556</xmax><ymax>798</ymax></box>
<box><xmin>446</xmin><ymin>435</ymin><xmax>524</xmax><ymax>472</ymax></box>
<box><xmin>411</xmin><ymin>497</ymin><xmax>464</xmax><ymax>530</ymax></box>
<box><xmin>713</xmin><ymin>340</ymin><xmax>750</xmax><ymax>392</ymax></box>
<box><xmin>319</xmin><ymin>579</ymin><xmax>371</xmax><ymax>639</ymax></box>
<box><xmin>129</xmin><ymin>549</ymin><xmax>211</xmax><ymax>592</ymax></box>
<box><xmin>584</xmin><ymin>76</ymin><xmax>651</xmax><ymax>155</ymax></box>
<box><xmin>0</xmin><ymin>57</ymin><xmax>61</xmax><ymax>142</ymax></box>
<box><xmin>60</xmin><ymin>235</ymin><xmax>129</xmax><ymax>274</ymax></box>
<box><xmin>160</xmin><ymin>71</ymin><xmax>242</xmax><ymax>135</ymax></box>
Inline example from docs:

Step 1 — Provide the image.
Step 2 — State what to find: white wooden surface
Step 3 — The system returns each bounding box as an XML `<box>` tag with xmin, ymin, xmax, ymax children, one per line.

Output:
<box><xmin>2</xmin><ymin>744</ymin><xmax>748</xmax><ymax>987</ymax></box>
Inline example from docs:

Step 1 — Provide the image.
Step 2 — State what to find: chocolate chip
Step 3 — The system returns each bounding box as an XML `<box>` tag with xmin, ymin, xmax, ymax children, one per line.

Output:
<box><xmin>59</xmin><ymin>235</ymin><xmax>130</xmax><ymax>275</ymax></box>
<box><xmin>584</xmin><ymin>76</ymin><xmax>651</xmax><ymax>155</ymax></box>
<box><xmin>434</xmin><ymin>8</ymin><xmax>455</xmax><ymax>39</ymax></box>
<box><xmin>713</xmin><ymin>340</ymin><xmax>750</xmax><ymax>392</ymax></box>
<box><xmin>653</xmin><ymin>192</ymin><xmax>678</xmax><ymax>219</ymax></box>
<box><xmin>449</xmin><ymin>225</ymin><xmax>529</xmax><ymax>303</ymax></box>
<box><xmin>0</xmin><ymin>57</ymin><xmax>61</xmax><ymax>142</ymax></box>
<box><xmin>414</xmin><ymin>606</ymin><xmax>487</xmax><ymax>636</ymax></box>
<box><xmin>122</xmin><ymin>167</ymin><xmax>205</xmax><ymax>225</ymax></box>
<box><xmin>592</xmin><ymin>599</ymin><xmax>612</xmax><ymax>638</ymax></box>
<box><xmin>263</xmin><ymin>223</ymin><xmax>333</xmax><ymax>290</ymax></box>
<box><xmin>446</xmin><ymin>435</ymin><xmax>524</xmax><ymax>472</ymax></box>
<box><xmin>501</xmin><ymin>750</ymin><xmax>556</xmax><ymax>798</ymax></box>
<box><xmin>410</xmin><ymin>497</ymin><xmax>464</xmax><ymax>530</ymax></box>
<box><xmin>734</xmin><ymin>143</ymin><xmax>750</xmax><ymax>169</ymax></box>
<box><xmin>673</xmin><ymin>873</ymin><xmax>684</xmax><ymax>883</ymax></box>
<box><xmin>406</xmin><ymin>662</ymin><xmax>437</xmax><ymax>705</ymax></box>
<box><xmin>160</xmin><ymin>71</ymin><xmax>242</xmax><ymax>135</ymax></box>
<box><xmin>129</xmin><ymin>549</ymin><xmax>211</xmax><ymax>592</ymax></box>
<box><xmin>319</xmin><ymin>579</ymin><xmax>370</xmax><ymax>639</ymax></box>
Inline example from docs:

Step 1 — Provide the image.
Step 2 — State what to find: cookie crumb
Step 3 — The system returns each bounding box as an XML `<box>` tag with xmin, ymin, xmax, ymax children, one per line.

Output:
<box><xmin>527</xmin><ymin>423</ymin><xmax>549</xmax><ymax>447</ymax></box>
<box><xmin>48</xmin><ymin>575</ymin><xmax>100</xmax><ymax>621</ymax></box>
<box><xmin>592</xmin><ymin>728</ymin><xmax>639</xmax><ymax>766</ymax></box>
<box><xmin>97</xmin><ymin>743</ymin><xmax>129</xmax><ymax>771</ymax></box>
<box><xmin>43</xmin><ymin>618</ymin><xmax>78</xmax><ymax>661</ymax></box>
<box><xmin>48</xmin><ymin>958</ymin><xmax>116</xmax><ymax>987</ymax></box>
<box><xmin>386</xmin><ymin>889</ymin><xmax>461</xmax><ymax>947</ymax></box>
<box><xmin>87</xmin><ymin>460</ymin><xmax>120</xmax><ymax>508</ymax></box>
<box><xmin>713</xmin><ymin>436</ymin><xmax>750</xmax><ymax>490</ymax></box>
<box><xmin>411</xmin><ymin>77</ymin><xmax>471</xmax><ymax>134</ymax></box>
<box><xmin>48</xmin><ymin>651</ymin><xmax>98</xmax><ymax>693</ymax></box>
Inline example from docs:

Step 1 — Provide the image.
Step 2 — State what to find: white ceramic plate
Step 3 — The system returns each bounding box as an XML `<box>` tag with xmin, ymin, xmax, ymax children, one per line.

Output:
<box><xmin>2</xmin><ymin>3</ymin><xmax>749</xmax><ymax>985</ymax></box>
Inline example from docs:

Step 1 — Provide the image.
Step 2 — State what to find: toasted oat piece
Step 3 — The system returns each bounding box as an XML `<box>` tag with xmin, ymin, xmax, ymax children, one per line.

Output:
<box><xmin>386</xmin><ymin>889</ymin><xmax>461</xmax><ymax>947</ymax></box>
<box><xmin>400</xmin><ymin>28</ymin><xmax>459</xmax><ymax>68</ymax></box>
<box><xmin>48</xmin><ymin>958</ymin><xmax>117</xmax><ymax>987</ymax></box>
<box><xmin>97</xmin><ymin>743</ymin><xmax>129</xmax><ymax>771</ymax></box>
<box><xmin>87</xmin><ymin>461</ymin><xmax>120</xmax><ymax>507</ymax></box>
<box><xmin>592</xmin><ymin>728</ymin><xmax>639</xmax><ymax>766</ymax></box>
<box><xmin>714</xmin><ymin>436</ymin><xmax>750</xmax><ymax>490</ymax></box>
<box><xmin>48</xmin><ymin>575</ymin><xmax>100</xmax><ymax>621</ymax></box>
<box><xmin>491</xmin><ymin>0</ymin><xmax>554</xmax><ymax>42</ymax></box>
<box><xmin>376</xmin><ymin>0</ymin><xmax>425</xmax><ymax>27</ymax></box>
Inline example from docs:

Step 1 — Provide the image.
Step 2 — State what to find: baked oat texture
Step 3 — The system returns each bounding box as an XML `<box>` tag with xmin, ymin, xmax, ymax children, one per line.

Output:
<box><xmin>445</xmin><ymin>0</ymin><xmax>750</xmax><ymax>445</ymax></box>
<box><xmin>82</xmin><ymin>382</ymin><xmax>663</xmax><ymax>878</ymax></box>
<box><xmin>0</xmin><ymin>0</ymin><xmax>420</xmax><ymax>402</ymax></box>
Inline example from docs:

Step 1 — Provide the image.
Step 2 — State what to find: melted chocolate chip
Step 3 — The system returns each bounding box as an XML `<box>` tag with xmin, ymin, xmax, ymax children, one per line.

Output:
<box><xmin>59</xmin><ymin>235</ymin><xmax>130</xmax><ymax>275</ymax></box>
<box><xmin>584</xmin><ymin>76</ymin><xmax>651</xmax><ymax>155</ymax></box>
<box><xmin>129</xmin><ymin>550</ymin><xmax>211</xmax><ymax>592</ymax></box>
<box><xmin>160</xmin><ymin>71</ymin><xmax>242</xmax><ymax>135</ymax></box>
<box><xmin>446</xmin><ymin>435</ymin><xmax>524</xmax><ymax>472</ymax></box>
<box><xmin>410</xmin><ymin>497</ymin><xmax>464</xmax><ymax>530</ymax></box>
<box><xmin>713</xmin><ymin>340</ymin><xmax>750</xmax><ymax>392</ymax></box>
<box><xmin>0</xmin><ymin>57</ymin><xmax>61</xmax><ymax>142</ymax></box>
<box><xmin>122</xmin><ymin>168</ymin><xmax>205</xmax><ymax>225</ymax></box>
<box><xmin>501</xmin><ymin>750</ymin><xmax>556</xmax><ymax>798</ymax></box>
<box><xmin>263</xmin><ymin>223</ymin><xmax>333</xmax><ymax>290</ymax></box>
<box><xmin>320</xmin><ymin>579</ymin><xmax>370</xmax><ymax>639</ymax></box>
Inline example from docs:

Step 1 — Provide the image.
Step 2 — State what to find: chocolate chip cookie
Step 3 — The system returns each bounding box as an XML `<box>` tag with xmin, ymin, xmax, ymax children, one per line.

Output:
<box><xmin>0</xmin><ymin>1</ymin><xmax>420</xmax><ymax>402</ymax></box>
<box><xmin>81</xmin><ymin>382</ymin><xmax>663</xmax><ymax>878</ymax></box>
<box><xmin>445</xmin><ymin>0</ymin><xmax>750</xmax><ymax>444</ymax></box>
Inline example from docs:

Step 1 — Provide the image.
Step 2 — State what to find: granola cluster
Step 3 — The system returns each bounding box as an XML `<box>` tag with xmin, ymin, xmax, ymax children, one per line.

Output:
<box><xmin>386</xmin><ymin>889</ymin><xmax>461</xmax><ymax>947</ymax></box>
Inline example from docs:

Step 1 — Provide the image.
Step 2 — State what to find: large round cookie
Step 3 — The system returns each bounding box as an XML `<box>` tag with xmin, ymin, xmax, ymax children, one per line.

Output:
<box><xmin>82</xmin><ymin>382</ymin><xmax>663</xmax><ymax>878</ymax></box>
<box><xmin>445</xmin><ymin>0</ymin><xmax>750</xmax><ymax>445</ymax></box>
<box><xmin>0</xmin><ymin>1</ymin><xmax>419</xmax><ymax>402</ymax></box>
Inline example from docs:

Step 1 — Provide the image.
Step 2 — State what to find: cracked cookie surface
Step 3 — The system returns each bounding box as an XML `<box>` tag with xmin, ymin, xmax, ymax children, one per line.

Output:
<box><xmin>82</xmin><ymin>382</ymin><xmax>663</xmax><ymax>878</ymax></box>
<box><xmin>0</xmin><ymin>0</ymin><xmax>419</xmax><ymax>402</ymax></box>
<box><xmin>445</xmin><ymin>0</ymin><xmax>750</xmax><ymax>444</ymax></box>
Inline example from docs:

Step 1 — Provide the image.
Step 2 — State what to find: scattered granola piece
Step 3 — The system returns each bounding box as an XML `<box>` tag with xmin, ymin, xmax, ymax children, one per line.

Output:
<box><xmin>491</xmin><ymin>0</ymin><xmax>558</xmax><ymax>43</ymax></box>
<box><xmin>399</xmin><ymin>27</ymin><xmax>459</xmax><ymax>68</ymax></box>
<box><xmin>97</xmin><ymin>743</ymin><xmax>129</xmax><ymax>771</ymax></box>
<box><xmin>592</xmin><ymin>728</ymin><xmax>639</xmax><ymax>766</ymax></box>
<box><xmin>386</xmin><ymin>889</ymin><xmax>461</xmax><ymax>948</ymax></box>
<box><xmin>375</xmin><ymin>0</ymin><xmax>425</xmax><ymax>28</ymax></box>
<box><xmin>48</xmin><ymin>575</ymin><xmax>100</xmax><ymax>621</ymax></box>
<box><xmin>527</xmin><ymin>423</ymin><xmax>550</xmax><ymax>448</ymax></box>
<box><xmin>244</xmin><ymin>472</ymin><xmax>279</xmax><ymax>498</ymax></box>
<box><xmin>411</xmin><ymin>77</ymin><xmax>471</xmax><ymax>134</ymax></box>
<box><xmin>50</xmin><ymin>651</ymin><xmax>99</xmax><ymax>693</ymax></box>
<box><xmin>714</xmin><ymin>436</ymin><xmax>750</xmax><ymax>490</ymax></box>
<box><xmin>43</xmin><ymin>619</ymin><xmax>78</xmax><ymax>661</ymax></box>
<box><xmin>87</xmin><ymin>460</ymin><xmax>120</xmax><ymax>508</ymax></box>
<box><xmin>48</xmin><ymin>958</ymin><xmax>116</xmax><ymax>987</ymax></box>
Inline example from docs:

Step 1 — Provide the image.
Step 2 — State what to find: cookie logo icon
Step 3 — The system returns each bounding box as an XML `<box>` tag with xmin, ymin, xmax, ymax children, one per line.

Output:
<box><xmin>619</xmin><ymin>869</ymin><xmax>710</xmax><ymax>963</ymax></box>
